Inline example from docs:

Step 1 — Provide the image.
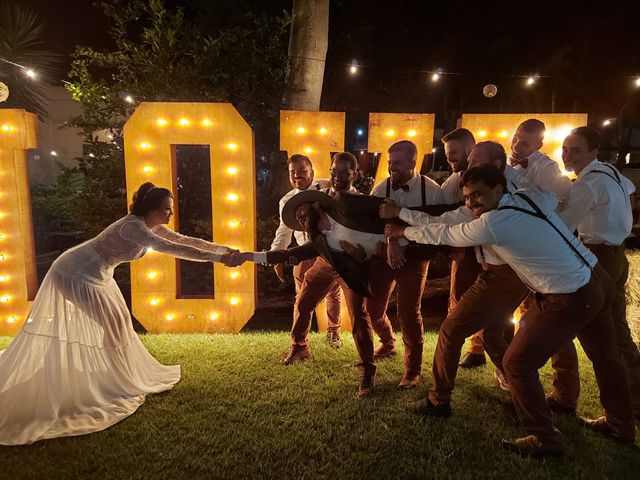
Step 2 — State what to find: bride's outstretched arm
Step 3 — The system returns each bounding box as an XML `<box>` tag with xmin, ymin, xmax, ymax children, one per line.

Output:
<box><xmin>151</xmin><ymin>225</ymin><xmax>235</xmax><ymax>254</ymax></box>
<box><xmin>120</xmin><ymin>220</ymin><xmax>222</xmax><ymax>262</ymax></box>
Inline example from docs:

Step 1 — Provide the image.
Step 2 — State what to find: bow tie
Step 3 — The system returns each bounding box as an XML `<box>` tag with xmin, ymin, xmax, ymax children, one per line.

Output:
<box><xmin>510</xmin><ymin>158</ymin><xmax>529</xmax><ymax>169</ymax></box>
<box><xmin>392</xmin><ymin>184</ymin><xmax>410</xmax><ymax>192</ymax></box>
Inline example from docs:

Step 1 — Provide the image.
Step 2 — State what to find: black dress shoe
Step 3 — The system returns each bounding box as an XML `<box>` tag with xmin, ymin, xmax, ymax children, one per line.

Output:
<box><xmin>502</xmin><ymin>435</ymin><xmax>564</xmax><ymax>458</ymax></box>
<box><xmin>546</xmin><ymin>395</ymin><xmax>576</xmax><ymax>416</ymax></box>
<box><xmin>578</xmin><ymin>416</ymin><xmax>636</xmax><ymax>444</ymax></box>
<box><xmin>458</xmin><ymin>352</ymin><xmax>486</xmax><ymax>369</ymax></box>
<box><xmin>406</xmin><ymin>398</ymin><xmax>452</xmax><ymax>417</ymax></box>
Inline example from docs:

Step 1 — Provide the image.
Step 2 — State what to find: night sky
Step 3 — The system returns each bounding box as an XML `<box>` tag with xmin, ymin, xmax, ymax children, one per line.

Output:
<box><xmin>26</xmin><ymin>0</ymin><xmax>640</xmax><ymax>131</ymax></box>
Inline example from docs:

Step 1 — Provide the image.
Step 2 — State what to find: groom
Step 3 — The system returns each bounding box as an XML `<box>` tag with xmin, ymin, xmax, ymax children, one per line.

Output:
<box><xmin>241</xmin><ymin>166</ymin><xmax>454</xmax><ymax>397</ymax></box>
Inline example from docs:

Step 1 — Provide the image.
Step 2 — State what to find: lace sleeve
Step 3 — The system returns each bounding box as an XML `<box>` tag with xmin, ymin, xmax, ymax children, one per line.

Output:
<box><xmin>120</xmin><ymin>218</ymin><xmax>221</xmax><ymax>262</ymax></box>
<box><xmin>152</xmin><ymin>225</ymin><xmax>231</xmax><ymax>254</ymax></box>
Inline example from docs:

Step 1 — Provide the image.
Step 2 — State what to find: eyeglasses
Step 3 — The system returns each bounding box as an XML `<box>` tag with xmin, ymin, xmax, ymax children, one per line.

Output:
<box><xmin>330</xmin><ymin>169</ymin><xmax>354</xmax><ymax>178</ymax></box>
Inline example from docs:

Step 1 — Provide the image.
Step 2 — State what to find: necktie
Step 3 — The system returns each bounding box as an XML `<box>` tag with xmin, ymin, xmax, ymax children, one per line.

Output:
<box><xmin>510</xmin><ymin>157</ymin><xmax>529</xmax><ymax>169</ymax></box>
<box><xmin>392</xmin><ymin>184</ymin><xmax>410</xmax><ymax>192</ymax></box>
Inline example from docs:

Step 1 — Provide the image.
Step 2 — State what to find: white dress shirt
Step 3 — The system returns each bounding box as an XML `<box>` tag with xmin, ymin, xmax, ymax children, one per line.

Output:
<box><xmin>403</xmin><ymin>189</ymin><xmax>597</xmax><ymax>294</ymax></box>
<box><xmin>370</xmin><ymin>172</ymin><xmax>443</xmax><ymax>207</ymax></box>
<box><xmin>270</xmin><ymin>181</ymin><xmax>321</xmax><ymax>251</ymax></box>
<box><xmin>440</xmin><ymin>171</ymin><xmax>464</xmax><ymax>204</ymax></box>
<box><xmin>511</xmin><ymin>150</ymin><xmax>572</xmax><ymax>203</ymax></box>
<box><xmin>558</xmin><ymin>160</ymin><xmax>636</xmax><ymax>246</ymax></box>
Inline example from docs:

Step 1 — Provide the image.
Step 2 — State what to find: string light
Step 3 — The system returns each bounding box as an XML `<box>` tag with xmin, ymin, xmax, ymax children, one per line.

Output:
<box><xmin>432</xmin><ymin>148</ymin><xmax>437</xmax><ymax>153</ymax></box>
<box><xmin>228</xmin><ymin>220</ymin><xmax>239</xmax><ymax>228</ymax></box>
<box><xmin>635</xmin><ymin>77</ymin><xmax>640</xmax><ymax>88</ymax></box>
<box><xmin>150</xmin><ymin>298</ymin><xmax>159</xmax><ymax>306</ymax></box>
<box><xmin>0</xmin><ymin>295</ymin><xmax>9</xmax><ymax>303</ymax></box>
<box><xmin>209</xmin><ymin>312</ymin><xmax>219</xmax><ymax>321</ymax></box>
<box><xmin>499</xmin><ymin>130</ymin><xmax>509</xmax><ymax>138</ymax></box>
<box><xmin>227</xmin><ymin>142</ymin><xmax>238</xmax><ymax>151</ymax></box>
<box><xmin>156</xmin><ymin>118</ymin><xmax>168</xmax><ymax>126</ymax></box>
<box><xmin>296</xmin><ymin>127</ymin><xmax>306</xmax><ymax>134</ymax></box>
<box><xmin>226</xmin><ymin>192</ymin><xmax>239</xmax><ymax>202</ymax></box>
<box><xmin>477</xmin><ymin>130</ymin><xmax>488</xmax><ymax>138</ymax></box>
<box><xmin>229</xmin><ymin>271</ymin><xmax>240</xmax><ymax>280</ymax></box>
<box><xmin>50</xmin><ymin>151</ymin><xmax>58</xmax><ymax>156</ymax></box>
<box><xmin>7</xmin><ymin>316</ymin><xmax>15</xmax><ymax>324</ymax></box>
<box><xmin>226</xmin><ymin>166</ymin><xmax>239</xmax><ymax>175</ymax></box>
<box><xmin>526</xmin><ymin>74</ymin><xmax>540</xmax><ymax>87</ymax></box>
<box><xmin>178</xmin><ymin>118</ymin><xmax>190</xmax><ymax>127</ymax></box>
<box><xmin>202</xmin><ymin>118</ymin><xmax>213</xmax><ymax>127</ymax></box>
<box><xmin>318</xmin><ymin>127</ymin><xmax>328</xmax><ymax>135</ymax></box>
<box><xmin>357</xmin><ymin>129</ymin><xmax>364</xmax><ymax>136</ymax></box>
<box><xmin>25</xmin><ymin>69</ymin><xmax>36</xmax><ymax>79</ymax></box>
<box><xmin>431</xmin><ymin>68</ymin><xmax>443</xmax><ymax>82</ymax></box>
<box><xmin>385</xmin><ymin>129</ymin><xmax>395</xmax><ymax>137</ymax></box>
<box><xmin>511</xmin><ymin>317</ymin><xmax>517</xmax><ymax>324</ymax></box>
<box><xmin>349</xmin><ymin>60</ymin><xmax>359</xmax><ymax>75</ymax></box>
<box><xmin>1</xmin><ymin>125</ymin><xmax>11</xmax><ymax>132</ymax></box>
<box><xmin>304</xmin><ymin>147</ymin><xmax>313</xmax><ymax>154</ymax></box>
<box><xmin>0</xmin><ymin>275</ymin><xmax>8</xmax><ymax>282</ymax></box>
<box><xmin>147</xmin><ymin>271</ymin><xmax>158</xmax><ymax>280</ymax></box>
<box><xmin>229</xmin><ymin>297</ymin><xmax>240</xmax><ymax>306</ymax></box>
<box><xmin>143</xmin><ymin>165</ymin><xmax>153</xmax><ymax>174</ymax></box>
<box><xmin>407</xmin><ymin>129</ymin><xmax>417</xmax><ymax>137</ymax></box>
<box><xmin>165</xmin><ymin>313</ymin><xmax>175</xmax><ymax>321</ymax></box>
<box><xmin>124</xmin><ymin>95</ymin><xmax>134</xmax><ymax>104</ymax></box>
<box><xmin>0</xmin><ymin>234</ymin><xmax>4</xmax><ymax>240</ymax></box>
<box><xmin>602</xmin><ymin>119</ymin><xmax>612</xmax><ymax>127</ymax></box>
<box><xmin>88</xmin><ymin>153</ymin><xmax>95</xmax><ymax>158</ymax></box>
<box><xmin>0</xmin><ymin>255</ymin><xmax>5</xmax><ymax>261</ymax></box>
<box><xmin>139</xmin><ymin>142</ymin><xmax>151</xmax><ymax>149</ymax></box>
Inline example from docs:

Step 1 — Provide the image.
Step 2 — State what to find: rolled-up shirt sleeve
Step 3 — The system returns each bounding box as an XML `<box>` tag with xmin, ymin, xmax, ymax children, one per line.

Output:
<box><xmin>399</xmin><ymin>206</ymin><xmax>472</xmax><ymax>226</ymax></box>
<box><xmin>404</xmin><ymin>217</ymin><xmax>498</xmax><ymax>247</ymax></box>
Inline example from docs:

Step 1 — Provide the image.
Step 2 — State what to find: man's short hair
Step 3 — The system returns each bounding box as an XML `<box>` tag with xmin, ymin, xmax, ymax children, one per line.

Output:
<box><xmin>442</xmin><ymin>128</ymin><xmax>476</xmax><ymax>145</ymax></box>
<box><xmin>388</xmin><ymin>140</ymin><xmax>417</xmax><ymax>161</ymax></box>
<box><xmin>331</xmin><ymin>151</ymin><xmax>358</xmax><ymax>171</ymax></box>
<box><xmin>460</xmin><ymin>164</ymin><xmax>507</xmax><ymax>192</ymax></box>
<box><xmin>518</xmin><ymin>118</ymin><xmax>546</xmax><ymax>138</ymax></box>
<box><xmin>570</xmin><ymin>126</ymin><xmax>600</xmax><ymax>151</ymax></box>
<box><xmin>288</xmin><ymin>154</ymin><xmax>313</xmax><ymax>169</ymax></box>
<box><xmin>474</xmin><ymin>141</ymin><xmax>507</xmax><ymax>170</ymax></box>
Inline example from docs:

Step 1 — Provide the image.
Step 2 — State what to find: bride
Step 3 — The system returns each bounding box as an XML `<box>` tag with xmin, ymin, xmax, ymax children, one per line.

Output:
<box><xmin>0</xmin><ymin>182</ymin><xmax>243</xmax><ymax>445</ymax></box>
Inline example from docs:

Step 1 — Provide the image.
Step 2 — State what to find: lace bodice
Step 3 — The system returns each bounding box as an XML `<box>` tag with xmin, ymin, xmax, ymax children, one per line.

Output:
<box><xmin>90</xmin><ymin>215</ymin><xmax>229</xmax><ymax>267</ymax></box>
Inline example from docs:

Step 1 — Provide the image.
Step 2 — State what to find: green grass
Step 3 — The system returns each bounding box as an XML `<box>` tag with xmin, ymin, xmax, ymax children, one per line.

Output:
<box><xmin>0</xmin><ymin>332</ymin><xmax>638</xmax><ymax>480</ymax></box>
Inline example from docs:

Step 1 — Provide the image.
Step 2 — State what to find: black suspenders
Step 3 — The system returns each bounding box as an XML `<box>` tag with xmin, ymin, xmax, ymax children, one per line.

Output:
<box><xmin>498</xmin><ymin>193</ymin><xmax>593</xmax><ymax>269</ymax></box>
<box><xmin>385</xmin><ymin>176</ymin><xmax>427</xmax><ymax>207</ymax></box>
<box><xmin>587</xmin><ymin>163</ymin><xmax>625</xmax><ymax>195</ymax></box>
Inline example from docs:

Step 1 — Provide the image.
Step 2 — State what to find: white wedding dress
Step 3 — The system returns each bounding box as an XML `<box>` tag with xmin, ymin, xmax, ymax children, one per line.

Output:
<box><xmin>0</xmin><ymin>215</ymin><xmax>228</xmax><ymax>445</ymax></box>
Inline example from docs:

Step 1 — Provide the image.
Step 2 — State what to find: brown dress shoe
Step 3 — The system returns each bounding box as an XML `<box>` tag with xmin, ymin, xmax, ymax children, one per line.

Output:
<box><xmin>281</xmin><ymin>345</ymin><xmax>311</xmax><ymax>365</ymax></box>
<box><xmin>397</xmin><ymin>373</ymin><xmax>420</xmax><ymax>390</ymax></box>
<box><xmin>327</xmin><ymin>331</ymin><xmax>342</xmax><ymax>349</ymax></box>
<box><xmin>578</xmin><ymin>416</ymin><xmax>636</xmax><ymax>443</ymax></box>
<box><xmin>502</xmin><ymin>435</ymin><xmax>565</xmax><ymax>458</ymax></box>
<box><xmin>406</xmin><ymin>398</ymin><xmax>452</xmax><ymax>417</ymax></box>
<box><xmin>458</xmin><ymin>352</ymin><xmax>486</xmax><ymax>369</ymax></box>
<box><xmin>374</xmin><ymin>343</ymin><xmax>397</xmax><ymax>359</ymax></box>
<box><xmin>357</xmin><ymin>371</ymin><xmax>375</xmax><ymax>398</ymax></box>
<box><xmin>545</xmin><ymin>395</ymin><xmax>576</xmax><ymax>416</ymax></box>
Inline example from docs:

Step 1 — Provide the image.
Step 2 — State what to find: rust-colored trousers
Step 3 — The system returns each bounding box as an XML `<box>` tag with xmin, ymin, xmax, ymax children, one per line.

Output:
<box><xmin>367</xmin><ymin>249</ymin><xmax>429</xmax><ymax>376</ymax></box>
<box><xmin>550</xmin><ymin>244</ymin><xmax>640</xmax><ymax>415</ymax></box>
<box><xmin>429</xmin><ymin>264</ymin><xmax>529</xmax><ymax>404</ymax></box>
<box><xmin>504</xmin><ymin>263</ymin><xmax>635</xmax><ymax>443</ymax></box>
<box><xmin>292</xmin><ymin>257</ymin><xmax>375</xmax><ymax>371</ymax></box>
<box><xmin>294</xmin><ymin>258</ymin><xmax>342</xmax><ymax>333</ymax></box>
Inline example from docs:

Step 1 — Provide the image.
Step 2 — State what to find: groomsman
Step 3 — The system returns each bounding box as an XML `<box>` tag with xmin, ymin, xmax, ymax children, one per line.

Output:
<box><xmin>270</xmin><ymin>154</ymin><xmax>343</xmax><ymax>348</ymax></box>
<box><xmin>510</xmin><ymin>118</ymin><xmax>572</xmax><ymax>202</ymax></box>
<box><xmin>552</xmin><ymin>126</ymin><xmax>640</xmax><ymax>417</ymax></box>
<box><xmin>368</xmin><ymin>140</ymin><xmax>444</xmax><ymax>389</ymax></box>
<box><xmin>387</xmin><ymin>164</ymin><xmax>635</xmax><ymax>457</ymax></box>
<box><xmin>439</xmin><ymin>128</ymin><xmax>488</xmax><ymax>369</ymax></box>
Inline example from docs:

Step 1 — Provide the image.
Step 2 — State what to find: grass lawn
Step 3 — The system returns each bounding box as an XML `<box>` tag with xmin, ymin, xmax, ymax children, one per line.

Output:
<box><xmin>0</xmin><ymin>332</ymin><xmax>638</xmax><ymax>479</ymax></box>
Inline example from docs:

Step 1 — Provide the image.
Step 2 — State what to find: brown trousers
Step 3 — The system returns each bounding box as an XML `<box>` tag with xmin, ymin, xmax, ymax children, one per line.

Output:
<box><xmin>293</xmin><ymin>258</ymin><xmax>342</xmax><ymax>333</ymax></box>
<box><xmin>550</xmin><ymin>245</ymin><xmax>640</xmax><ymax>414</ymax></box>
<box><xmin>292</xmin><ymin>257</ymin><xmax>375</xmax><ymax>371</ymax></box>
<box><xmin>429</xmin><ymin>264</ymin><xmax>529</xmax><ymax>404</ymax></box>
<box><xmin>504</xmin><ymin>263</ymin><xmax>635</xmax><ymax>443</ymax></box>
<box><xmin>368</xmin><ymin>248</ymin><xmax>429</xmax><ymax>376</ymax></box>
<box><xmin>448</xmin><ymin>249</ymin><xmax>486</xmax><ymax>355</ymax></box>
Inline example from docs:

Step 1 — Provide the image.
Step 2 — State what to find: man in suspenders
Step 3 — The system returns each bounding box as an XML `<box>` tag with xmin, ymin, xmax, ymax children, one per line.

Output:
<box><xmin>551</xmin><ymin>127</ymin><xmax>640</xmax><ymax>417</ymax></box>
<box><xmin>368</xmin><ymin>140</ymin><xmax>444</xmax><ymax>389</ymax></box>
<box><xmin>270</xmin><ymin>154</ymin><xmax>343</xmax><ymax>349</ymax></box>
<box><xmin>386</xmin><ymin>164</ymin><xmax>635</xmax><ymax>457</ymax></box>
<box><xmin>380</xmin><ymin>141</ymin><xmax>529</xmax><ymax>401</ymax></box>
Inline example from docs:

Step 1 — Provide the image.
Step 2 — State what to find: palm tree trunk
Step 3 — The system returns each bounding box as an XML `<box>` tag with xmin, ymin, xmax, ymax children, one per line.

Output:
<box><xmin>282</xmin><ymin>0</ymin><xmax>329</xmax><ymax>111</ymax></box>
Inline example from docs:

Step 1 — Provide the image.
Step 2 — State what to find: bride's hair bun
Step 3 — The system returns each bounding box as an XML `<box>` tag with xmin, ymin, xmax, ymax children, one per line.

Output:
<box><xmin>130</xmin><ymin>182</ymin><xmax>172</xmax><ymax>216</ymax></box>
